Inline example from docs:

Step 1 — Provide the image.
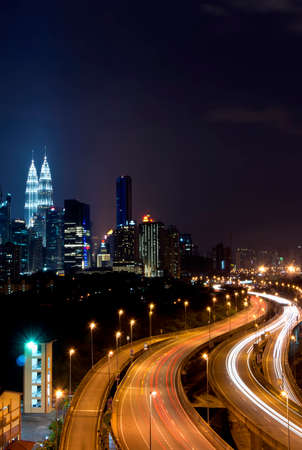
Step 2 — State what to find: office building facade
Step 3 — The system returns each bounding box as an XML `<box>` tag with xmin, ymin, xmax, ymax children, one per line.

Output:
<box><xmin>116</xmin><ymin>175</ymin><xmax>132</xmax><ymax>227</ymax></box>
<box><xmin>113</xmin><ymin>221</ymin><xmax>141</xmax><ymax>273</ymax></box>
<box><xmin>64</xmin><ymin>199</ymin><xmax>91</xmax><ymax>271</ymax></box>
<box><xmin>45</xmin><ymin>206</ymin><xmax>64</xmax><ymax>271</ymax></box>
<box><xmin>139</xmin><ymin>214</ymin><xmax>165</xmax><ymax>277</ymax></box>
<box><xmin>23</xmin><ymin>341</ymin><xmax>53</xmax><ymax>413</ymax></box>
<box><xmin>0</xmin><ymin>193</ymin><xmax>12</xmax><ymax>245</ymax></box>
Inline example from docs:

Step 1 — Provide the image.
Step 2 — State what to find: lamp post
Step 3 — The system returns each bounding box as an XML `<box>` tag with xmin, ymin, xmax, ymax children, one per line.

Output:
<box><xmin>55</xmin><ymin>389</ymin><xmax>63</xmax><ymax>450</ymax></box>
<box><xmin>226</xmin><ymin>301</ymin><xmax>231</xmax><ymax>332</ymax></box>
<box><xmin>89</xmin><ymin>322</ymin><xmax>96</xmax><ymax>367</ymax></box>
<box><xmin>149</xmin><ymin>303</ymin><xmax>155</xmax><ymax>342</ymax></box>
<box><xmin>107</xmin><ymin>350</ymin><xmax>113</xmax><ymax>384</ymax></box>
<box><xmin>281</xmin><ymin>390</ymin><xmax>290</xmax><ymax>450</ymax></box>
<box><xmin>212</xmin><ymin>297</ymin><xmax>217</xmax><ymax>325</ymax></box>
<box><xmin>243</xmin><ymin>300</ymin><xmax>248</xmax><ymax>322</ymax></box>
<box><xmin>202</xmin><ymin>353</ymin><xmax>209</xmax><ymax>424</ymax></box>
<box><xmin>118</xmin><ymin>309</ymin><xmax>124</xmax><ymax>334</ymax></box>
<box><xmin>149</xmin><ymin>391</ymin><xmax>157</xmax><ymax>450</ymax></box>
<box><xmin>68</xmin><ymin>348</ymin><xmax>75</xmax><ymax>400</ymax></box>
<box><xmin>206</xmin><ymin>306</ymin><xmax>211</xmax><ymax>342</ymax></box>
<box><xmin>234</xmin><ymin>292</ymin><xmax>239</xmax><ymax>312</ymax></box>
<box><xmin>115</xmin><ymin>331</ymin><xmax>121</xmax><ymax>387</ymax></box>
<box><xmin>184</xmin><ymin>301</ymin><xmax>189</xmax><ymax>329</ymax></box>
<box><xmin>130</xmin><ymin>319</ymin><xmax>135</xmax><ymax>349</ymax></box>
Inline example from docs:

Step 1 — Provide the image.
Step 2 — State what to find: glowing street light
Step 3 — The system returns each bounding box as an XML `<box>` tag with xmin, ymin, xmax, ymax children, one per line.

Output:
<box><xmin>281</xmin><ymin>390</ymin><xmax>290</xmax><ymax>450</ymax></box>
<box><xmin>68</xmin><ymin>348</ymin><xmax>75</xmax><ymax>399</ymax></box>
<box><xmin>149</xmin><ymin>303</ymin><xmax>155</xmax><ymax>342</ymax></box>
<box><xmin>226</xmin><ymin>301</ymin><xmax>231</xmax><ymax>331</ymax></box>
<box><xmin>116</xmin><ymin>331</ymin><xmax>121</xmax><ymax>387</ymax></box>
<box><xmin>212</xmin><ymin>297</ymin><xmax>217</xmax><ymax>325</ymax></box>
<box><xmin>55</xmin><ymin>389</ymin><xmax>63</xmax><ymax>450</ymax></box>
<box><xmin>118</xmin><ymin>309</ymin><xmax>124</xmax><ymax>333</ymax></box>
<box><xmin>130</xmin><ymin>319</ymin><xmax>135</xmax><ymax>350</ymax></box>
<box><xmin>184</xmin><ymin>301</ymin><xmax>189</xmax><ymax>329</ymax></box>
<box><xmin>234</xmin><ymin>292</ymin><xmax>239</xmax><ymax>312</ymax></box>
<box><xmin>107</xmin><ymin>350</ymin><xmax>114</xmax><ymax>384</ymax></box>
<box><xmin>149</xmin><ymin>391</ymin><xmax>157</xmax><ymax>450</ymax></box>
<box><xmin>202</xmin><ymin>353</ymin><xmax>209</xmax><ymax>424</ymax></box>
<box><xmin>206</xmin><ymin>306</ymin><xmax>211</xmax><ymax>341</ymax></box>
<box><xmin>89</xmin><ymin>322</ymin><xmax>96</xmax><ymax>367</ymax></box>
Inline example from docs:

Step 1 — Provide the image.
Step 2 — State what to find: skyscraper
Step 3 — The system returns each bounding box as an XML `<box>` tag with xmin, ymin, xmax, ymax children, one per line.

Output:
<box><xmin>116</xmin><ymin>176</ymin><xmax>132</xmax><ymax>227</ymax></box>
<box><xmin>64</xmin><ymin>199</ymin><xmax>91</xmax><ymax>271</ymax></box>
<box><xmin>25</xmin><ymin>159</ymin><xmax>39</xmax><ymax>227</ymax></box>
<box><xmin>113</xmin><ymin>221</ymin><xmax>141</xmax><ymax>273</ymax></box>
<box><xmin>139</xmin><ymin>214</ymin><xmax>165</xmax><ymax>277</ymax></box>
<box><xmin>38</xmin><ymin>155</ymin><xmax>53</xmax><ymax>211</ymax></box>
<box><xmin>0</xmin><ymin>193</ymin><xmax>12</xmax><ymax>245</ymax></box>
<box><xmin>11</xmin><ymin>219</ymin><xmax>29</xmax><ymax>274</ymax></box>
<box><xmin>45</xmin><ymin>206</ymin><xmax>64</xmax><ymax>271</ymax></box>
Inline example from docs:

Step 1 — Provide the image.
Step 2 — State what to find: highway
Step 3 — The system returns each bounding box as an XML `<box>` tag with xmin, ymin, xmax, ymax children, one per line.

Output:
<box><xmin>111</xmin><ymin>298</ymin><xmax>263</xmax><ymax>450</ymax></box>
<box><xmin>210</xmin><ymin>292</ymin><xmax>302</xmax><ymax>449</ymax></box>
<box><xmin>60</xmin><ymin>336</ymin><xmax>168</xmax><ymax>450</ymax></box>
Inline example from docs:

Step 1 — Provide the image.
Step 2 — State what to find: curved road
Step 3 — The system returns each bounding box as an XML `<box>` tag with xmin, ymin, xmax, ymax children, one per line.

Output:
<box><xmin>211</xmin><ymin>292</ymin><xmax>302</xmax><ymax>449</ymax></box>
<box><xmin>60</xmin><ymin>336</ymin><xmax>168</xmax><ymax>450</ymax></box>
<box><xmin>111</xmin><ymin>298</ymin><xmax>263</xmax><ymax>450</ymax></box>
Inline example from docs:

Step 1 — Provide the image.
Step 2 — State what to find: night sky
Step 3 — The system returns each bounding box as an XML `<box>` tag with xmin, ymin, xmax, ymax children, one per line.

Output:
<box><xmin>1</xmin><ymin>1</ymin><xmax>302</xmax><ymax>252</ymax></box>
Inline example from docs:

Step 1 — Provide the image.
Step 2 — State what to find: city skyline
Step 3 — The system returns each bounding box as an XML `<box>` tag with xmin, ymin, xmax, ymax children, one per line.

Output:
<box><xmin>1</xmin><ymin>2</ymin><xmax>302</xmax><ymax>252</ymax></box>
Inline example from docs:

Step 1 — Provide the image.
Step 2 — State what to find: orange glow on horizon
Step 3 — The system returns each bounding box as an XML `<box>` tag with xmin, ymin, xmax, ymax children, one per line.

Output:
<box><xmin>143</xmin><ymin>214</ymin><xmax>153</xmax><ymax>223</ymax></box>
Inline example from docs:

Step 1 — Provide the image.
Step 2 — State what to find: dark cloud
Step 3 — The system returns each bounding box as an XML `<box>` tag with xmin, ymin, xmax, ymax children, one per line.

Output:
<box><xmin>201</xmin><ymin>0</ymin><xmax>302</xmax><ymax>14</ymax></box>
<box><xmin>200</xmin><ymin>0</ymin><xmax>302</xmax><ymax>32</ymax></box>
<box><xmin>205</xmin><ymin>107</ymin><xmax>302</xmax><ymax>135</ymax></box>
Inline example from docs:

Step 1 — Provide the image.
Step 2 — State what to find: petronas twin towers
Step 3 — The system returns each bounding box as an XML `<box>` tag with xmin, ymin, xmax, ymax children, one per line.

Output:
<box><xmin>25</xmin><ymin>155</ymin><xmax>53</xmax><ymax>227</ymax></box>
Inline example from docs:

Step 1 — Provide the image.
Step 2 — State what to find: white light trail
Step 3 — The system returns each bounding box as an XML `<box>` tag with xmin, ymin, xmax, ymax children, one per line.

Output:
<box><xmin>226</xmin><ymin>292</ymin><xmax>302</xmax><ymax>438</ymax></box>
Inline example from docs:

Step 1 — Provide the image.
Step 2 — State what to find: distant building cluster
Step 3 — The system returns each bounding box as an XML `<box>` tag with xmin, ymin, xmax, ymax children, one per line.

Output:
<box><xmin>1</xmin><ymin>158</ymin><xmax>294</xmax><ymax>286</ymax></box>
<box><xmin>0</xmin><ymin>163</ymin><xmax>203</xmax><ymax>286</ymax></box>
<box><xmin>96</xmin><ymin>176</ymin><xmax>201</xmax><ymax>278</ymax></box>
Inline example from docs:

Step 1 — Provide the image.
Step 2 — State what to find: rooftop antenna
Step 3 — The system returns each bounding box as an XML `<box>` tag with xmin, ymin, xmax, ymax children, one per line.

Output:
<box><xmin>44</xmin><ymin>145</ymin><xmax>47</xmax><ymax>159</ymax></box>
<box><xmin>32</xmin><ymin>149</ymin><xmax>34</xmax><ymax>162</ymax></box>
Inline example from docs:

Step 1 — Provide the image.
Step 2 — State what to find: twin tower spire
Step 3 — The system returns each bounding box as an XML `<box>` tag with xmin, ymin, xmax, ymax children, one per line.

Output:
<box><xmin>25</xmin><ymin>154</ymin><xmax>53</xmax><ymax>227</ymax></box>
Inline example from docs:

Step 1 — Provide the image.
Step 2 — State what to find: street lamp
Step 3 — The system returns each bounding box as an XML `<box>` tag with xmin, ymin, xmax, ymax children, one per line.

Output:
<box><xmin>184</xmin><ymin>301</ymin><xmax>189</xmax><ymax>329</ymax></box>
<box><xmin>281</xmin><ymin>390</ymin><xmax>290</xmax><ymax>450</ymax></box>
<box><xmin>55</xmin><ymin>389</ymin><xmax>63</xmax><ymax>450</ymax></box>
<box><xmin>206</xmin><ymin>306</ymin><xmax>211</xmax><ymax>342</ymax></box>
<box><xmin>118</xmin><ymin>309</ymin><xmax>124</xmax><ymax>333</ymax></box>
<box><xmin>202</xmin><ymin>353</ymin><xmax>209</xmax><ymax>424</ymax></box>
<box><xmin>130</xmin><ymin>319</ymin><xmax>135</xmax><ymax>348</ymax></box>
<box><xmin>68</xmin><ymin>348</ymin><xmax>75</xmax><ymax>400</ymax></box>
<box><xmin>89</xmin><ymin>322</ymin><xmax>96</xmax><ymax>368</ymax></box>
<box><xmin>226</xmin><ymin>301</ymin><xmax>231</xmax><ymax>332</ymax></box>
<box><xmin>107</xmin><ymin>350</ymin><xmax>113</xmax><ymax>384</ymax></box>
<box><xmin>243</xmin><ymin>300</ymin><xmax>248</xmax><ymax>322</ymax></box>
<box><xmin>149</xmin><ymin>391</ymin><xmax>157</xmax><ymax>450</ymax></box>
<box><xmin>115</xmin><ymin>331</ymin><xmax>121</xmax><ymax>387</ymax></box>
<box><xmin>149</xmin><ymin>303</ymin><xmax>155</xmax><ymax>342</ymax></box>
<box><xmin>234</xmin><ymin>292</ymin><xmax>239</xmax><ymax>312</ymax></box>
<box><xmin>212</xmin><ymin>297</ymin><xmax>217</xmax><ymax>325</ymax></box>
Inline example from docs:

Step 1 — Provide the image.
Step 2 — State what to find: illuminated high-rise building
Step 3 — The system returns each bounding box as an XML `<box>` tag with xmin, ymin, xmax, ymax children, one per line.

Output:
<box><xmin>64</xmin><ymin>199</ymin><xmax>91</xmax><ymax>271</ymax></box>
<box><xmin>116</xmin><ymin>176</ymin><xmax>132</xmax><ymax>227</ymax></box>
<box><xmin>25</xmin><ymin>159</ymin><xmax>39</xmax><ymax>227</ymax></box>
<box><xmin>139</xmin><ymin>214</ymin><xmax>165</xmax><ymax>277</ymax></box>
<box><xmin>38</xmin><ymin>155</ymin><xmax>53</xmax><ymax>211</ymax></box>
<box><xmin>45</xmin><ymin>206</ymin><xmax>64</xmax><ymax>271</ymax></box>
<box><xmin>0</xmin><ymin>193</ymin><xmax>12</xmax><ymax>245</ymax></box>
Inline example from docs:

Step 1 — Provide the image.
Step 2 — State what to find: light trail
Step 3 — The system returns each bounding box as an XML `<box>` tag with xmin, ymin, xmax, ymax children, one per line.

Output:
<box><xmin>227</xmin><ymin>291</ymin><xmax>302</xmax><ymax>438</ymax></box>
